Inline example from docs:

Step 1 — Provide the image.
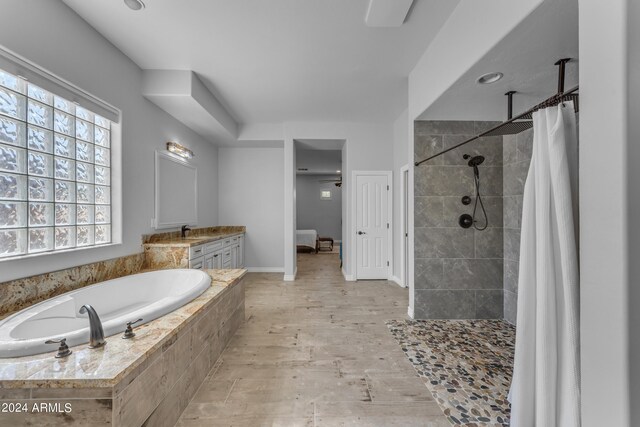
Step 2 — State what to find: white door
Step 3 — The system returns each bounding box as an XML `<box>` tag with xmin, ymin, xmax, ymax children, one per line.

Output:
<box><xmin>356</xmin><ymin>173</ymin><xmax>389</xmax><ymax>279</ymax></box>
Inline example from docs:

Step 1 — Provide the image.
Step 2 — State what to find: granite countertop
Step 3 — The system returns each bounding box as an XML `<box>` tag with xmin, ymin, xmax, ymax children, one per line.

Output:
<box><xmin>0</xmin><ymin>269</ymin><xmax>246</xmax><ymax>389</ymax></box>
<box><xmin>143</xmin><ymin>225</ymin><xmax>246</xmax><ymax>248</ymax></box>
<box><xmin>143</xmin><ymin>231</ymin><xmax>245</xmax><ymax>248</ymax></box>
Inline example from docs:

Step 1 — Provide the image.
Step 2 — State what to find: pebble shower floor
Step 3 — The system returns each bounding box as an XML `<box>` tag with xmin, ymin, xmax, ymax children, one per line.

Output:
<box><xmin>386</xmin><ymin>319</ymin><xmax>516</xmax><ymax>426</ymax></box>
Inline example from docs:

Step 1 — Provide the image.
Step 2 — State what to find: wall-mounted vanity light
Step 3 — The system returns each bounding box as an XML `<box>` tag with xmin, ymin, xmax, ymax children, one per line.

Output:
<box><xmin>166</xmin><ymin>142</ymin><xmax>194</xmax><ymax>159</ymax></box>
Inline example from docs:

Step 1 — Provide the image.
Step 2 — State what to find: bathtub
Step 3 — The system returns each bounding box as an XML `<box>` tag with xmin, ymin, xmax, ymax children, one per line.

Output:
<box><xmin>0</xmin><ymin>269</ymin><xmax>211</xmax><ymax>358</ymax></box>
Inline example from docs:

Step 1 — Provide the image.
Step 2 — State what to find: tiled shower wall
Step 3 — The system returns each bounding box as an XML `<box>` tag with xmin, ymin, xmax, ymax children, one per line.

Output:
<box><xmin>413</xmin><ymin>121</ymin><xmax>504</xmax><ymax>319</ymax></box>
<box><xmin>502</xmin><ymin>127</ymin><xmax>533</xmax><ymax>324</ymax></box>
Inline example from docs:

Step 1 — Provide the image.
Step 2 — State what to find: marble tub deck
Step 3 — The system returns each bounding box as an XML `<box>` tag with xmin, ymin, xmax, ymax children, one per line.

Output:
<box><xmin>0</xmin><ymin>268</ymin><xmax>246</xmax><ymax>390</ymax></box>
<box><xmin>387</xmin><ymin>319</ymin><xmax>516</xmax><ymax>426</ymax></box>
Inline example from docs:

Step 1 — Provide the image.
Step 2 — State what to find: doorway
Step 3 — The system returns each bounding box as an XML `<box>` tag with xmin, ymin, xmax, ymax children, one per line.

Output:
<box><xmin>353</xmin><ymin>171</ymin><xmax>392</xmax><ymax>280</ymax></box>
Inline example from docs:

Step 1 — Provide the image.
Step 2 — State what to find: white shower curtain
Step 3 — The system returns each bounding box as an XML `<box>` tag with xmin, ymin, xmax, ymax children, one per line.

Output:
<box><xmin>509</xmin><ymin>101</ymin><xmax>580</xmax><ymax>427</ymax></box>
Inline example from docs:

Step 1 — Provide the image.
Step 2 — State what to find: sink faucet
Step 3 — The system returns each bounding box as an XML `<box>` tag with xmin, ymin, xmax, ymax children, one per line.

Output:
<box><xmin>79</xmin><ymin>304</ymin><xmax>106</xmax><ymax>348</ymax></box>
<box><xmin>181</xmin><ymin>225</ymin><xmax>191</xmax><ymax>238</ymax></box>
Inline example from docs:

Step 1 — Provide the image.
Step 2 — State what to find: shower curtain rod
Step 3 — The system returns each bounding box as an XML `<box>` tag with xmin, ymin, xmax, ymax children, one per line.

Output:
<box><xmin>414</xmin><ymin>84</ymin><xmax>579</xmax><ymax>167</ymax></box>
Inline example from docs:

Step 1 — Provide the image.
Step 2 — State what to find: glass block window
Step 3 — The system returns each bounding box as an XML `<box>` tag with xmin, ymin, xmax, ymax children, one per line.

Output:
<box><xmin>0</xmin><ymin>68</ymin><xmax>111</xmax><ymax>259</ymax></box>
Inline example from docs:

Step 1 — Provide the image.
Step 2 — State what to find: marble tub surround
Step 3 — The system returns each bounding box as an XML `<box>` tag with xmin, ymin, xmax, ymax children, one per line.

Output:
<box><xmin>143</xmin><ymin>245</ymin><xmax>191</xmax><ymax>270</ymax></box>
<box><xmin>0</xmin><ymin>269</ymin><xmax>246</xmax><ymax>427</ymax></box>
<box><xmin>387</xmin><ymin>319</ymin><xmax>515</xmax><ymax>426</ymax></box>
<box><xmin>0</xmin><ymin>253</ymin><xmax>145</xmax><ymax>320</ymax></box>
<box><xmin>142</xmin><ymin>225</ymin><xmax>246</xmax><ymax>245</ymax></box>
<box><xmin>414</xmin><ymin>120</ymin><xmax>504</xmax><ymax>319</ymax></box>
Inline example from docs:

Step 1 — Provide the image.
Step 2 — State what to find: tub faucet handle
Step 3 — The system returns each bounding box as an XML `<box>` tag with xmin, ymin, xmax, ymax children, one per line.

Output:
<box><xmin>122</xmin><ymin>318</ymin><xmax>143</xmax><ymax>339</ymax></box>
<box><xmin>45</xmin><ymin>338</ymin><xmax>72</xmax><ymax>358</ymax></box>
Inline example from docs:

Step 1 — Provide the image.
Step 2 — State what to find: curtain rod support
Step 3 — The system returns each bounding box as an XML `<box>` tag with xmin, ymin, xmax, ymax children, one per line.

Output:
<box><xmin>415</xmin><ymin>84</ymin><xmax>579</xmax><ymax>167</ymax></box>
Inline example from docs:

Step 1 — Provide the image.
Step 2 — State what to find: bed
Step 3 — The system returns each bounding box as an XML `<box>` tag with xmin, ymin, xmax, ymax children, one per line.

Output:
<box><xmin>296</xmin><ymin>229</ymin><xmax>318</xmax><ymax>253</ymax></box>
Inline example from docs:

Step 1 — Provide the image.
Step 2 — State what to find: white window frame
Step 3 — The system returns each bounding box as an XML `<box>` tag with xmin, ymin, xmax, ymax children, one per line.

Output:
<box><xmin>0</xmin><ymin>45</ymin><xmax>122</xmax><ymax>261</ymax></box>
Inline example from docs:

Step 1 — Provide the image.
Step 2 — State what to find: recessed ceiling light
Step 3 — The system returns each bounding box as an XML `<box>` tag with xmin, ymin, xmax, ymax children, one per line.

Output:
<box><xmin>336</xmin><ymin>170</ymin><xmax>341</xmax><ymax>173</ymax></box>
<box><xmin>477</xmin><ymin>72</ymin><xmax>504</xmax><ymax>85</ymax></box>
<box><xmin>124</xmin><ymin>0</ymin><xmax>145</xmax><ymax>11</ymax></box>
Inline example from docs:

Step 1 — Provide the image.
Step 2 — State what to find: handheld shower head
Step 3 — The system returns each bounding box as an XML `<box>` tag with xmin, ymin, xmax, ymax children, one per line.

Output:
<box><xmin>463</xmin><ymin>154</ymin><xmax>485</xmax><ymax>167</ymax></box>
<box><xmin>463</xmin><ymin>154</ymin><xmax>485</xmax><ymax>178</ymax></box>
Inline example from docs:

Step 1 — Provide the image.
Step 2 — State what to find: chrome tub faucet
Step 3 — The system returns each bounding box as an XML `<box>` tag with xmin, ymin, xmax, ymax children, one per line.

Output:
<box><xmin>79</xmin><ymin>304</ymin><xmax>106</xmax><ymax>348</ymax></box>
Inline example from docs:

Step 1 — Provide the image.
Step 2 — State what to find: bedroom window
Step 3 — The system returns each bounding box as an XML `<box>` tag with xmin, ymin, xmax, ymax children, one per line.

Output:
<box><xmin>320</xmin><ymin>190</ymin><xmax>332</xmax><ymax>200</ymax></box>
<box><xmin>0</xmin><ymin>67</ymin><xmax>113</xmax><ymax>259</ymax></box>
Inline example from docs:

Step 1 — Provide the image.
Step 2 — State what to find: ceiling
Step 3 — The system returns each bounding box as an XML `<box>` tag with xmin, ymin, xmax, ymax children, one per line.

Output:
<box><xmin>420</xmin><ymin>0</ymin><xmax>579</xmax><ymax>121</ymax></box>
<box><xmin>62</xmin><ymin>0</ymin><xmax>459</xmax><ymax>125</ymax></box>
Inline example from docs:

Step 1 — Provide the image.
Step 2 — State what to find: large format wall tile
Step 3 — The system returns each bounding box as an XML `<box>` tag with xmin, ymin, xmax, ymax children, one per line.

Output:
<box><xmin>504</xmin><ymin>259</ymin><xmax>519</xmax><ymax>295</ymax></box>
<box><xmin>414</xmin><ymin>259</ymin><xmax>444</xmax><ymax>289</ymax></box>
<box><xmin>504</xmin><ymin>228</ymin><xmax>521</xmax><ymax>262</ymax></box>
<box><xmin>415</xmin><ymin>135</ymin><xmax>444</xmax><ymax>166</ymax></box>
<box><xmin>503</xmin><ymin>161</ymin><xmax>530</xmax><ymax>196</ymax></box>
<box><xmin>415</xmin><ymin>197</ymin><xmax>445</xmax><ymax>227</ymax></box>
<box><xmin>442</xmin><ymin>135</ymin><xmax>503</xmax><ymax>166</ymax></box>
<box><xmin>503</xmin><ymin>134</ymin><xmax>517</xmax><ymax>164</ymax></box>
<box><xmin>414</xmin><ymin>290</ymin><xmax>476</xmax><ymax>319</ymax></box>
<box><xmin>441</xmin><ymin>259</ymin><xmax>503</xmax><ymax>290</ymax></box>
<box><xmin>475</xmin><ymin>228</ymin><xmax>504</xmax><ymax>259</ymax></box>
<box><xmin>516</xmin><ymin>128</ymin><xmax>534</xmax><ymax>162</ymax></box>
<box><xmin>504</xmin><ymin>291</ymin><xmax>518</xmax><ymax>325</ymax></box>
<box><xmin>476</xmin><ymin>290</ymin><xmax>504</xmax><ymax>319</ymax></box>
<box><xmin>503</xmin><ymin>195</ymin><xmax>522</xmax><ymax>229</ymax></box>
<box><xmin>414</xmin><ymin>120</ymin><xmax>504</xmax><ymax>320</ymax></box>
<box><xmin>415</xmin><ymin>166</ymin><xmax>474</xmax><ymax>196</ymax></box>
<box><xmin>414</xmin><ymin>228</ymin><xmax>475</xmax><ymax>259</ymax></box>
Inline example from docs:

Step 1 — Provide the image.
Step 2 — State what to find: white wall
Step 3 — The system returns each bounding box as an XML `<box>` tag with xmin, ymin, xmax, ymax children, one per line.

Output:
<box><xmin>628</xmin><ymin>1</ymin><xmax>640</xmax><ymax>423</ymax></box>
<box><xmin>408</xmin><ymin>0</ymin><xmax>542</xmax><ymax>121</ymax></box>
<box><xmin>579</xmin><ymin>0</ymin><xmax>634</xmax><ymax>425</ymax></box>
<box><xmin>392</xmin><ymin>109</ymin><xmax>409</xmax><ymax>283</ymax></box>
<box><xmin>296</xmin><ymin>175</ymin><xmax>342</xmax><ymax>240</ymax></box>
<box><xmin>0</xmin><ymin>0</ymin><xmax>219</xmax><ymax>282</ymax></box>
<box><xmin>282</xmin><ymin>122</ymin><xmax>394</xmax><ymax>280</ymax></box>
<box><xmin>218</xmin><ymin>147</ymin><xmax>284</xmax><ymax>271</ymax></box>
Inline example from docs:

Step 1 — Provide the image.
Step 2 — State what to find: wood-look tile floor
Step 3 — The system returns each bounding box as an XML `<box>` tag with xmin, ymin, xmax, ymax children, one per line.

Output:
<box><xmin>176</xmin><ymin>253</ymin><xmax>450</xmax><ymax>427</ymax></box>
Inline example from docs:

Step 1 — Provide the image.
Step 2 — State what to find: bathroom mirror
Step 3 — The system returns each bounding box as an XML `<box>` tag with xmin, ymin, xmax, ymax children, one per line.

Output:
<box><xmin>154</xmin><ymin>150</ymin><xmax>198</xmax><ymax>229</ymax></box>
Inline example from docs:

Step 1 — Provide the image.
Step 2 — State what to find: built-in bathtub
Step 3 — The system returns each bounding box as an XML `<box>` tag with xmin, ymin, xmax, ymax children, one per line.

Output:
<box><xmin>0</xmin><ymin>269</ymin><xmax>211</xmax><ymax>358</ymax></box>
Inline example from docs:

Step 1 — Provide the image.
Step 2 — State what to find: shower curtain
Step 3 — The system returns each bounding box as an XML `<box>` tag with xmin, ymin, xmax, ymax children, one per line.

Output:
<box><xmin>509</xmin><ymin>102</ymin><xmax>580</xmax><ymax>427</ymax></box>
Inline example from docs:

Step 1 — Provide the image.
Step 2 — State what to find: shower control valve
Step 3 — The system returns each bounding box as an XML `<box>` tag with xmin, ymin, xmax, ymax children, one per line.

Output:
<box><xmin>45</xmin><ymin>338</ymin><xmax>72</xmax><ymax>358</ymax></box>
<box><xmin>459</xmin><ymin>214</ymin><xmax>473</xmax><ymax>229</ymax></box>
<box><xmin>122</xmin><ymin>318</ymin><xmax>143</xmax><ymax>339</ymax></box>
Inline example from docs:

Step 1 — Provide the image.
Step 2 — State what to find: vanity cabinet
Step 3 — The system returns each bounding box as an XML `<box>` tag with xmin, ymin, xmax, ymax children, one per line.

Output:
<box><xmin>188</xmin><ymin>233</ymin><xmax>244</xmax><ymax>270</ymax></box>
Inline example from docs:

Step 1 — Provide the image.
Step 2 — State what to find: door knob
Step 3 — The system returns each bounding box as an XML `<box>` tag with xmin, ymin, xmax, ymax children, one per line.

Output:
<box><xmin>357</xmin><ymin>231</ymin><xmax>366</xmax><ymax>235</ymax></box>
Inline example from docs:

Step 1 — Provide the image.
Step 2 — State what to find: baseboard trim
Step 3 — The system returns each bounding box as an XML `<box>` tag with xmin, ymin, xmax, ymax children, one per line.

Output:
<box><xmin>407</xmin><ymin>306</ymin><xmax>414</xmax><ymax>319</ymax></box>
<box><xmin>389</xmin><ymin>275</ymin><xmax>404</xmax><ymax>287</ymax></box>
<box><xmin>283</xmin><ymin>268</ymin><xmax>297</xmax><ymax>281</ymax></box>
<box><xmin>246</xmin><ymin>267</ymin><xmax>284</xmax><ymax>273</ymax></box>
<box><xmin>342</xmin><ymin>268</ymin><xmax>355</xmax><ymax>281</ymax></box>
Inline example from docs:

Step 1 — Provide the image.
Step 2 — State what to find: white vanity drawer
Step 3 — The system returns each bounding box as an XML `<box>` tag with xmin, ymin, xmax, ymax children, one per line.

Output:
<box><xmin>223</xmin><ymin>238</ymin><xmax>232</xmax><ymax>248</ymax></box>
<box><xmin>190</xmin><ymin>256</ymin><xmax>204</xmax><ymax>270</ymax></box>
<box><xmin>231</xmin><ymin>236</ymin><xmax>239</xmax><ymax>243</ymax></box>
<box><xmin>223</xmin><ymin>260</ymin><xmax>232</xmax><ymax>268</ymax></box>
<box><xmin>190</xmin><ymin>244</ymin><xmax>204</xmax><ymax>259</ymax></box>
<box><xmin>205</xmin><ymin>240</ymin><xmax>224</xmax><ymax>254</ymax></box>
<box><xmin>223</xmin><ymin>249</ymin><xmax>232</xmax><ymax>262</ymax></box>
